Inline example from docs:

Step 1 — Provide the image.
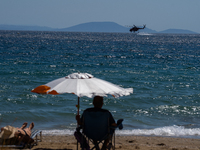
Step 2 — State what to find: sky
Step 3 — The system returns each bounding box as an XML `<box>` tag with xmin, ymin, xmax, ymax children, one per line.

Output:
<box><xmin>0</xmin><ymin>0</ymin><xmax>200</xmax><ymax>33</ymax></box>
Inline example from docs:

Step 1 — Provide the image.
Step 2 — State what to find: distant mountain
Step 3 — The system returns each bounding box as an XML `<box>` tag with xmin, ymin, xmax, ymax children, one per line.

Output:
<box><xmin>60</xmin><ymin>22</ymin><xmax>158</xmax><ymax>33</ymax></box>
<box><xmin>0</xmin><ymin>22</ymin><xmax>198</xmax><ymax>34</ymax></box>
<box><xmin>158</xmin><ymin>29</ymin><xmax>197</xmax><ymax>34</ymax></box>
<box><xmin>60</xmin><ymin>22</ymin><xmax>128</xmax><ymax>33</ymax></box>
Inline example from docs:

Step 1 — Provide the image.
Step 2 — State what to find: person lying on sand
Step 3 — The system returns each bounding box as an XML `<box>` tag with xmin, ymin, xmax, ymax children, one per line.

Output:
<box><xmin>0</xmin><ymin>122</ymin><xmax>34</xmax><ymax>145</ymax></box>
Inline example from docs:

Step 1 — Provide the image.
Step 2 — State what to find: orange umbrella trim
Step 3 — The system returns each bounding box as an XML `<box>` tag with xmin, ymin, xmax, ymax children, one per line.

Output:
<box><xmin>48</xmin><ymin>90</ymin><xmax>59</xmax><ymax>95</ymax></box>
<box><xmin>31</xmin><ymin>85</ymin><xmax>51</xmax><ymax>94</ymax></box>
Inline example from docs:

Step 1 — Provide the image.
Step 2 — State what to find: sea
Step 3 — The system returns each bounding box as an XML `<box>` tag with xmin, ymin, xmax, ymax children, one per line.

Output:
<box><xmin>0</xmin><ymin>30</ymin><xmax>200</xmax><ymax>139</ymax></box>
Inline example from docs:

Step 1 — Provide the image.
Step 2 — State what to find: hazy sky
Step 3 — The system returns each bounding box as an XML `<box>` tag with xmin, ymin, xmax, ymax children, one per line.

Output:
<box><xmin>0</xmin><ymin>0</ymin><xmax>200</xmax><ymax>33</ymax></box>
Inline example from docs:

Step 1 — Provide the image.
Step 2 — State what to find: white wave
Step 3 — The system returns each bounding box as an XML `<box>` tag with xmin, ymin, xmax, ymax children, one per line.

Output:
<box><xmin>137</xmin><ymin>32</ymin><xmax>153</xmax><ymax>36</ymax></box>
<box><xmin>42</xmin><ymin>129</ymin><xmax>74</xmax><ymax>135</ymax></box>
<box><xmin>116</xmin><ymin>125</ymin><xmax>200</xmax><ymax>137</ymax></box>
<box><xmin>41</xmin><ymin>126</ymin><xmax>200</xmax><ymax>138</ymax></box>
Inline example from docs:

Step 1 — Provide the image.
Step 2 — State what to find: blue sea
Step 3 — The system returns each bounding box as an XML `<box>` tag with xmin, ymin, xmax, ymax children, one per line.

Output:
<box><xmin>0</xmin><ymin>31</ymin><xmax>200</xmax><ymax>138</ymax></box>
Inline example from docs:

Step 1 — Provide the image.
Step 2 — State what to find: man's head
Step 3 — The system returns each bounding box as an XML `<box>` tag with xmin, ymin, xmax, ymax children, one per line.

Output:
<box><xmin>93</xmin><ymin>96</ymin><xmax>103</xmax><ymax>108</ymax></box>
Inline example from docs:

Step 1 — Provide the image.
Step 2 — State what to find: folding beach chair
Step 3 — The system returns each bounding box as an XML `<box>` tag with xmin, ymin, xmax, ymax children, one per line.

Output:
<box><xmin>30</xmin><ymin>129</ymin><xmax>42</xmax><ymax>148</ymax></box>
<box><xmin>75</xmin><ymin>111</ymin><xmax>122</xmax><ymax>150</ymax></box>
<box><xmin>0</xmin><ymin>129</ymin><xmax>42</xmax><ymax>149</ymax></box>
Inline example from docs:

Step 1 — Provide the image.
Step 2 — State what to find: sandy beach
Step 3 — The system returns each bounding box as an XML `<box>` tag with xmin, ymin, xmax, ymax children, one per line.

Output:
<box><xmin>32</xmin><ymin>135</ymin><xmax>200</xmax><ymax>150</ymax></box>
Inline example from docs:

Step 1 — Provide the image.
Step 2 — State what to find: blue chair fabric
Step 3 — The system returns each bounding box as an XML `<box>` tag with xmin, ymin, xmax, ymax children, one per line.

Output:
<box><xmin>75</xmin><ymin>111</ymin><xmax>115</xmax><ymax>150</ymax></box>
<box><xmin>83</xmin><ymin>111</ymin><xmax>110</xmax><ymax>142</ymax></box>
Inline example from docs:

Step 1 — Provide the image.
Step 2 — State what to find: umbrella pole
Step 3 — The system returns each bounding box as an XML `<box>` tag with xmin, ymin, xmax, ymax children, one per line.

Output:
<box><xmin>76</xmin><ymin>97</ymin><xmax>80</xmax><ymax>127</ymax></box>
<box><xmin>77</xmin><ymin>97</ymin><xmax>80</xmax><ymax>116</ymax></box>
<box><xmin>76</xmin><ymin>97</ymin><xmax>80</xmax><ymax>150</ymax></box>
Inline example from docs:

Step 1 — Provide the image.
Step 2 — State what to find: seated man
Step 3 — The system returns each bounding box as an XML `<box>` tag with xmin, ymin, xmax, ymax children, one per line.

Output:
<box><xmin>0</xmin><ymin>122</ymin><xmax>34</xmax><ymax>145</ymax></box>
<box><xmin>76</xmin><ymin>96</ymin><xmax>117</xmax><ymax>150</ymax></box>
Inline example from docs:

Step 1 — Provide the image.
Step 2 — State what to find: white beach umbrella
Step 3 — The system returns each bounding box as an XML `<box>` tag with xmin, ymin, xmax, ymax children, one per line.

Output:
<box><xmin>31</xmin><ymin>72</ymin><xmax>133</xmax><ymax>115</ymax></box>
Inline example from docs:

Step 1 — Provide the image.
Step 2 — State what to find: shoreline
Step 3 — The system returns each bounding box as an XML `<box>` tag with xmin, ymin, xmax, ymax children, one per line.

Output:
<box><xmin>32</xmin><ymin>135</ymin><xmax>200</xmax><ymax>150</ymax></box>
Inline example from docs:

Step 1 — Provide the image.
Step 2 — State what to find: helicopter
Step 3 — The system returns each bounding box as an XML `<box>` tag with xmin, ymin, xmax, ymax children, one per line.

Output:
<box><xmin>129</xmin><ymin>24</ymin><xmax>146</xmax><ymax>33</ymax></box>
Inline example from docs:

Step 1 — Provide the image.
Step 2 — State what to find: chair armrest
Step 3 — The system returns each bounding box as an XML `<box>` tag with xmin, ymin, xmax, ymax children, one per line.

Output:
<box><xmin>117</xmin><ymin>119</ymin><xmax>124</xmax><ymax>130</ymax></box>
<box><xmin>110</xmin><ymin>119</ymin><xmax>124</xmax><ymax>130</ymax></box>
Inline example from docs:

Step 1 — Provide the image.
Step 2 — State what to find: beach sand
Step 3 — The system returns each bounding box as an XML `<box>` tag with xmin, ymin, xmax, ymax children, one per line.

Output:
<box><xmin>32</xmin><ymin>135</ymin><xmax>200</xmax><ymax>150</ymax></box>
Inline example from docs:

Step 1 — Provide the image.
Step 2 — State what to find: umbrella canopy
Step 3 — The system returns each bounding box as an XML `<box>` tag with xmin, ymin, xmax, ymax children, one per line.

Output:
<box><xmin>32</xmin><ymin>72</ymin><xmax>133</xmax><ymax>98</ymax></box>
<box><xmin>31</xmin><ymin>72</ymin><xmax>133</xmax><ymax>114</ymax></box>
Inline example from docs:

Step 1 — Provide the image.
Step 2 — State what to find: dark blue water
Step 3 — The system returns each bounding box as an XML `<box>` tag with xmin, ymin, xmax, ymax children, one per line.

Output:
<box><xmin>0</xmin><ymin>31</ymin><xmax>200</xmax><ymax>137</ymax></box>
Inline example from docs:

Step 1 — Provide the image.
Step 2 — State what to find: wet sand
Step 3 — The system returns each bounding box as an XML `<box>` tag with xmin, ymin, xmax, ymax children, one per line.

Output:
<box><xmin>32</xmin><ymin>135</ymin><xmax>200</xmax><ymax>150</ymax></box>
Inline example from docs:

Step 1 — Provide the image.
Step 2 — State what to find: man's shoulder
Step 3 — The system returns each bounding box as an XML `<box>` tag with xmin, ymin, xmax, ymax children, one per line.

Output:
<box><xmin>84</xmin><ymin>107</ymin><xmax>109</xmax><ymax>112</ymax></box>
<box><xmin>84</xmin><ymin>107</ymin><xmax>95</xmax><ymax>112</ymax></box>
<box><xmin>100</xmin><ymin>108</ymin><xmax>109</xmax><ymax>112</ymax></box>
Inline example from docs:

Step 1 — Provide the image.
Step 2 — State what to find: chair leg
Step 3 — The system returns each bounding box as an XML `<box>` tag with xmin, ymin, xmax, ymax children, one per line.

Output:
<box><xmin>113</xmin><ymin>132</ymin><xmax>115</xmax><ymax>150</ymax></box>
<box><xmin>108</xmin><ymin>132</ymin><xmax>115</xmax><ymax>150</ymax></box>
<box><xmin>107</xmin><ymin>143</ymin><xmax>113</xmax><ymax>150</ymax></box>
<box><xmin>94</xmin><ymin>141</ymin><xmax>100</xmax><ymax>150</ymax></box>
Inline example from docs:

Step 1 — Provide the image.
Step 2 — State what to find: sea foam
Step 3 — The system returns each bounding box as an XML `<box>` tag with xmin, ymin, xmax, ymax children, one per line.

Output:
<box><xmin>42</xmin><ymin>125</ymin><xmax>200</xmax><ymax>138</ymax></box>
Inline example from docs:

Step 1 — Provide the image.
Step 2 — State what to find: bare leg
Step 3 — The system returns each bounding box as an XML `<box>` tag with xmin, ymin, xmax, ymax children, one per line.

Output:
<box><xmin>29</xmin><ymin>122</ymin><xmax>34</xmax><ymax>130</ymax></box>
<box><xmin>20</xmin><ymin>122</ymin><xmax>28</xmax><ymax>129</ymax></box>
<box><xmin>24</xmin><ymin>122</ymin><xmax>34</xmax><ymax>136</ymax></box>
